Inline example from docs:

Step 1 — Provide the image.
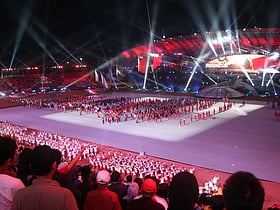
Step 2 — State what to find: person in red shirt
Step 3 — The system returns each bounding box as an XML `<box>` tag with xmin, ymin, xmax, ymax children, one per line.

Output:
<box><xmin>84</xmin><ymin>170</ymin><xmax>122</xmax><ymax>210</ymax></box>
<box><xmin>126</xmin><ymin>178</ymin><xmax>165</xmax><ymax>210</ymax></box>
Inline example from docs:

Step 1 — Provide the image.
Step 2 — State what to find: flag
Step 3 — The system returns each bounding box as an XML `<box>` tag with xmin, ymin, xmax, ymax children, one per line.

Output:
<box><xmin>153</xmin><ymin>56</ymin><xmax>162</xmax><ymax>69</ymax></box>
<box><xmin>95</xmin><ymin>70</ymin><xmax>99</xmax><ymax>82</ymax></box>
<box><xmin>138</xmin><ymin>57</ymin><xmax>147</xmax><ymax>73</ymax></box>
<box><xmin>100</xmin><ymin>72</ymin><xmax>109</xmax><ymax>89</ymax></box>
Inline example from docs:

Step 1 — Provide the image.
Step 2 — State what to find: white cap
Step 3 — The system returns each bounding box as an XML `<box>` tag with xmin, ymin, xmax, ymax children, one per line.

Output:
<box><xmin>96</xmin><ymin>170</ymin><xmax>110</xmax><ymax>184</ymax></box>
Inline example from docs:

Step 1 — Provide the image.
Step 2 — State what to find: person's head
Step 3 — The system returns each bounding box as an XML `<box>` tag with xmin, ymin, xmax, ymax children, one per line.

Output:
<box><xmin>126</xmin><ymin>174</ymin><xmax>132</xmax><ymax>183</ymax></box>
<box><xmin>222</xmin><ymin>171</ymin><xmax>265</xmax><ymax>210</ymax></box>
<box><xmin>200</xmin><ymin>195</ymin><xmax>225</xmax><ymax>210</ymax></box>
<box><xmin>69</xmin><ymin>165</ymin><xmax>81</xmax><ymax>181</ymax></box>
<box><xmin>0</xmin><ymin>136</ymin><xmax>18</xmax><ymax>169</ymax></box>
<box><xmin>111</xmin><ymin>171</ymin><xmax>121</xmax><ymax>182</ymax></box>
<box><xmin>81</xmin><ymin>165</ymin><xmax>92</xmax><ymax>181</ymax></box>
<box><xmin>168</xmin><ymin>171</ymin><xmax>199</xmax><ymax>210</ymax></box>
<box><xmin>141</xmin><ymin>178</ymin><xmax>157</xmax><ymax>197</ymax></box>
<box><xmin>157</xmin><ymin>183</ymin><xmax>169</xmax><ymax>200</ymax></box>
<box><xmin>30</xmin><ymin>145</ymin><xmax>57</xmax><ymax>177</ymax></box>
<box><xmin>17</xmin><ymin>147</ymin><xmax>33</xmax><ymax>177</ymax></box>
<box><xmin>53</xmin><ymin>149</ymin><xmax>62</xmax><ymax>165</ymax></box>
<box><xmin>134</xmin><ymin>177</ymin><xmax>143</xmax><ymax>190</ymax></box>
<box><xmin>96</xmin><ymin>170</ymin><xmax>110</xmax><ymax>185</ymax></box>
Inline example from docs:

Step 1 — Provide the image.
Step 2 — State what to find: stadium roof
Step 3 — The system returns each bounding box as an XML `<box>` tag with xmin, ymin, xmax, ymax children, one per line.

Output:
<box><xmin>120</xmin><ymin>28</ymin><xmax>280</xmax><ymax>63</ymax></box>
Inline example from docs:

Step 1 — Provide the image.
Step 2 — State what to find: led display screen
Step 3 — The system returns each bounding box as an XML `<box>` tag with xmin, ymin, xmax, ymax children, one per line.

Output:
<box><xmin>205</xmin><ymin>54</ymin><xmax>279</xmax><ymax>73</ymax></box>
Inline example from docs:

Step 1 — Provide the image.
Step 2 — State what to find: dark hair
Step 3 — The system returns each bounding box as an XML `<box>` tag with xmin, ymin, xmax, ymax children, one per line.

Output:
<box><xmin>17</xmin><ymin>148</ymin><xmax>33</xmax><ymax>185</ymax></box>
<box><xmin>53</xmin><ymin>149</ymin><xmax>62</xmax><ymax>165</ymax></box>
<box><xmin>209</xmin><ymin>195</ymin><xmax>225</xmax><ymax>210</ymax></box>
<box><xmin>110</xmin><ymin>171</ymin><xmax>121</xmax><ymax>182</ymax></box>
<box><xmin>223</xmin><ymin>171</ymin><xmax>265</xmax><ymax>210</ymax></box>
<box><xmin>30</xmin><ymin>145</ymin><xmax>57</xmax><ymax>176</ymax></box>
<box><xmin>168</xmin><ymin>171</ymin><xmax>199</xmax><ymax>210</ymax></box>
<box><xmin>157</xmin><ymin>183</ymin><xmax>169</xmax><ymax>200</ymax></box>
<box><xmin>126</xmin><ymin>175</ymin><xmax>132</xmax><ymax>183</ymax></box>
<box><xmin>81</xmin><ymin>165</ymin><xmax>91</xmax><ymax>180</ymax></box>
<box><xmin>0</xmin><ymin>136</ymin><xmax>17</xmax><ymax>166</ymax></box>
<box><xmin>134</xmin><ymin>177</ymin><xmax>143</xmax><ymax>190</ymax></box>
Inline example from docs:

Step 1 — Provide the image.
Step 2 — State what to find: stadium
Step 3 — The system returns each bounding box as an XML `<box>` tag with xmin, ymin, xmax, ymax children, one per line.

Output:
<box><xmin>0</xmin><ymin>0</ymin><xmax>280</xmax><ymax>209</ymax></box>
<box><xmin>2</xmin><ymin>28</ymin><xmax>279</xmax><ymax>100</ymax></box>
<box><xmin>112</xmin><ymin>28</ymin><xmax>280</xmax><ymax>98</ymax></box>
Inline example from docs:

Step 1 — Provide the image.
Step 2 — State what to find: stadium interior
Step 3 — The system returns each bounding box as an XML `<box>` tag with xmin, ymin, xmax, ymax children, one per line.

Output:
<box><xmin>1</xmin><ymin>28</ymin><xmax>280</xmax><ymax>100</ymax></box>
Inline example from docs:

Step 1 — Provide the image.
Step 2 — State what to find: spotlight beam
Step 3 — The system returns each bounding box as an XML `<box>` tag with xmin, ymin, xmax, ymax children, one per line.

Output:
<box><xmin>63</xmin><ymin>55</ymin><xmax>121</xmax><ymax>89</ymax></box>
<box><xmin>266</xmin><ymin>73</ymin><xmax>275</xmax><ymax>87</ymax></box>
<box><xmin>261</xmin><ymin>71</ymin><xmax>266</xmax><ymax>87</ymax></box>
<box><xmin>35</xmin><ymin>21</ymin><xmax>82</xmax><ymax>65</ymax></box>
<box><xmin>130</xmin><ymin>71</ymin><xmax>168</xmax><ymax>89</ymax></box>
<box><xmin>203</xmin><ymin>73</ymin><xmax>218</xmax><ymax>85</ymax></box>
<box><xmin>241</xmin><ymin>67</ymin><xmax>254</xmax><ymax>86</ymax></box>
<box><xmin>184</xmin><ymin>60</ymin><xmax>200</xmax><ymax>91</ymax></box>
<box><xmin>143</xmin><ymin>0</ymin><xmax>158</xmax><ymax>90</ymax></box>
<box><xmin>27</xmin><ymin>28</ymin><xmax>59</xmax><ymax>66</ymax></box>
<box><xmin>9</xmin><ymin>1</ymin><xmax>34</xmax><ymax>70</ymax></box>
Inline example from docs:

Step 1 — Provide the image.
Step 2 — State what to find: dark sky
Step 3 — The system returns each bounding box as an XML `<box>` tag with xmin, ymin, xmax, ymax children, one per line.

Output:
<box><xmin>0</xmin><ymin>0</ymin><xmax>279</xmax><ymax>66</ymax></box>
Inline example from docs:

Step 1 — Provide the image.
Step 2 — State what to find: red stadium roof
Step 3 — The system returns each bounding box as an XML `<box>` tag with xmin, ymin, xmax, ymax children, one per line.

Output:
<box><xmin>121</xmin><ymin>28</ymin><xmax>280</xmax><ymax>62</ymax></box>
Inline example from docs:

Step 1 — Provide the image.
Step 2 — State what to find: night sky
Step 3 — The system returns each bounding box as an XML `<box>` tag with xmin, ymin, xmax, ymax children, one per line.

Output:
<box><xmin>0</xmin><ymin>0</ymin><xmax>279</xmax><ymax>66</ymax></box>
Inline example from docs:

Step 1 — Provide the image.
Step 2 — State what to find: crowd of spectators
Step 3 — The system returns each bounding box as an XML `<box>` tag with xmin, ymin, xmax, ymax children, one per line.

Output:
<box><xmin>0</xmin><ymin>121</ymin><xmax>193</xmax><ymax>186</ymax></box>
<box><xmin>0</xmin><ymin>120</ymin><xmax>277</xmax><ymax>210</ymax></box>
<box><xmin>0</xmin><ymin>133</ymin><xmax>269</xmax><ymax>210</ymax></box>
<box><xmin>0</xmin><ymin>71</ymin><xmax>92</xmax><ymax>94</ymax></box>
<box><xmin>0</xmin><ymin>91</ymin><xmax>278</xmax><ymax>210</ymax></box>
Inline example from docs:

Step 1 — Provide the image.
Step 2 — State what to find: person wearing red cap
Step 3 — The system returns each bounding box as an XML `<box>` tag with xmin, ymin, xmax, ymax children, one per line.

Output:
<box><xmin>126</xmin><ymin>178</ymin><xmax>165</xmax><ymax>210</ymax></box>
<box><xmin>83</xmin><ymin>170</ymin><xmax>122</xmax><ymax>210</ymax></box>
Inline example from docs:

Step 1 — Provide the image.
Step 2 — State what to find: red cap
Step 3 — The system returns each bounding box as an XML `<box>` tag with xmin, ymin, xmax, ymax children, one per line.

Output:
<box><xmin>142</xmin><ymin>179</ymin><xmax>157</xmax><ymax>193</ymax></box>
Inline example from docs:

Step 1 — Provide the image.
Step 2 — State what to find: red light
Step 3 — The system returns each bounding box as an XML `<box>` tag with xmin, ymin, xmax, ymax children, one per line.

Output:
<box><xmin>122</xmin><ymin>51</ymin><xmax>131</xmax><ymax>59</ymax></box>
<box><xmin>75</xmin><ymin>65</ymin><xmax>86</xmax><ymax>68</ymax></box>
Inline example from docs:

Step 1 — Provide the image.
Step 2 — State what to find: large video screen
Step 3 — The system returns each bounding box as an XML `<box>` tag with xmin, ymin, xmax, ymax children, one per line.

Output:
<box><xmin>205</xmin><ymin>54</ymin><xmax>279</xmax><ymax>73</ymax></box>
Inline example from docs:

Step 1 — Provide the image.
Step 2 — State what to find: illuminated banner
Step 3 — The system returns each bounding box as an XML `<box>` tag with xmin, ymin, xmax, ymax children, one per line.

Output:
<box><xmin>138</xmin><ymin>56</ymin><xmax>162</xmax><ymax>73</ymax></box>
<box><xmin>205</xmin><ymin>54</ymin><xmax>280</xmax><ymax>73</ymax></box>
<box><xmin>138</xmin><ymin>57</ymin><xmax>148</xmax><ymax>73</ymax></box>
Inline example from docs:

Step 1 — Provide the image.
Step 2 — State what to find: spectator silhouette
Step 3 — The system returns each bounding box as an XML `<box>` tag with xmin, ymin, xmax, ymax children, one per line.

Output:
<box><xmin>157</xmin><ymin>183</ymin><xmax>169</xmax><ymax>203</ymax></box>
<box><xmin>77</xmin><ymin>165</ymin><xmax>96</xmax><ymax>207</ymax></box>
<box><xmin>108</xmin><ymin>171</ymin><xmax>128</xmax><ymax>209</ymax></box>
<box><xmin>0</xmin><ymin>136</ymin><xmax>25</xmax><ymax>210</ymax></box>
<box><xmin>222</xmin><ymin>171</ymin><xmax>265</xmax><ymax>210</ymax></box>
<box><xmin>199</xmin><ymin>194</ymin><xmax>225</xmax><ymax>210</ymax></box>
<box><xmin>168</xmin><ymin>171</ymin><xmax>199</xmax><ymax>210</ymax></box>
<box><xmin>11</xmin><ymin>145</ymin><xmax>78</xmax><ymax>210</ymax></box>
<box><xmin>16</xmin><ymin>148</ymin><xmax>34</xmax><ymax>186</ymax></box>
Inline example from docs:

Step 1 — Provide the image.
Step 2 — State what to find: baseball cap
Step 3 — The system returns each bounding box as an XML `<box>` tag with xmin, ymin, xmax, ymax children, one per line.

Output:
<box><xmin>142</xmin><ymin>178</ymin><xmax>157</xmax><ymax>193</ymax></box>
<box><xmin>96</xmin><ymin>170</ymin><xmax>110</xmax><ymax>184</ymax></box>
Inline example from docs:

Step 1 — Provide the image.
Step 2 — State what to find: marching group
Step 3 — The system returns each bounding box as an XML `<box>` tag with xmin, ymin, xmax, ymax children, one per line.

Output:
<box><xmin>22</xmin><ymin>94</ymin><xmax>233</xmax><ymax>126</ymax></box>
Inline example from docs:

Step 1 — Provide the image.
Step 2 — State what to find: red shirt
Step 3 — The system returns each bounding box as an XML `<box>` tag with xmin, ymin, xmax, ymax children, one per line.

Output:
<box><xmin>84</xmin><ymin>187</ymin><xmax>122</xmax><ymax>210</ymax></box>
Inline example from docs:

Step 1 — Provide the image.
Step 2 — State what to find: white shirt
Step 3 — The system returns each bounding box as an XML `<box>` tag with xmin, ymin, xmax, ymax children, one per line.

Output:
<box><xmin>0</xmin><ymin>174</ymin><xmax>25</xmax><ymax>210</ymax></box>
